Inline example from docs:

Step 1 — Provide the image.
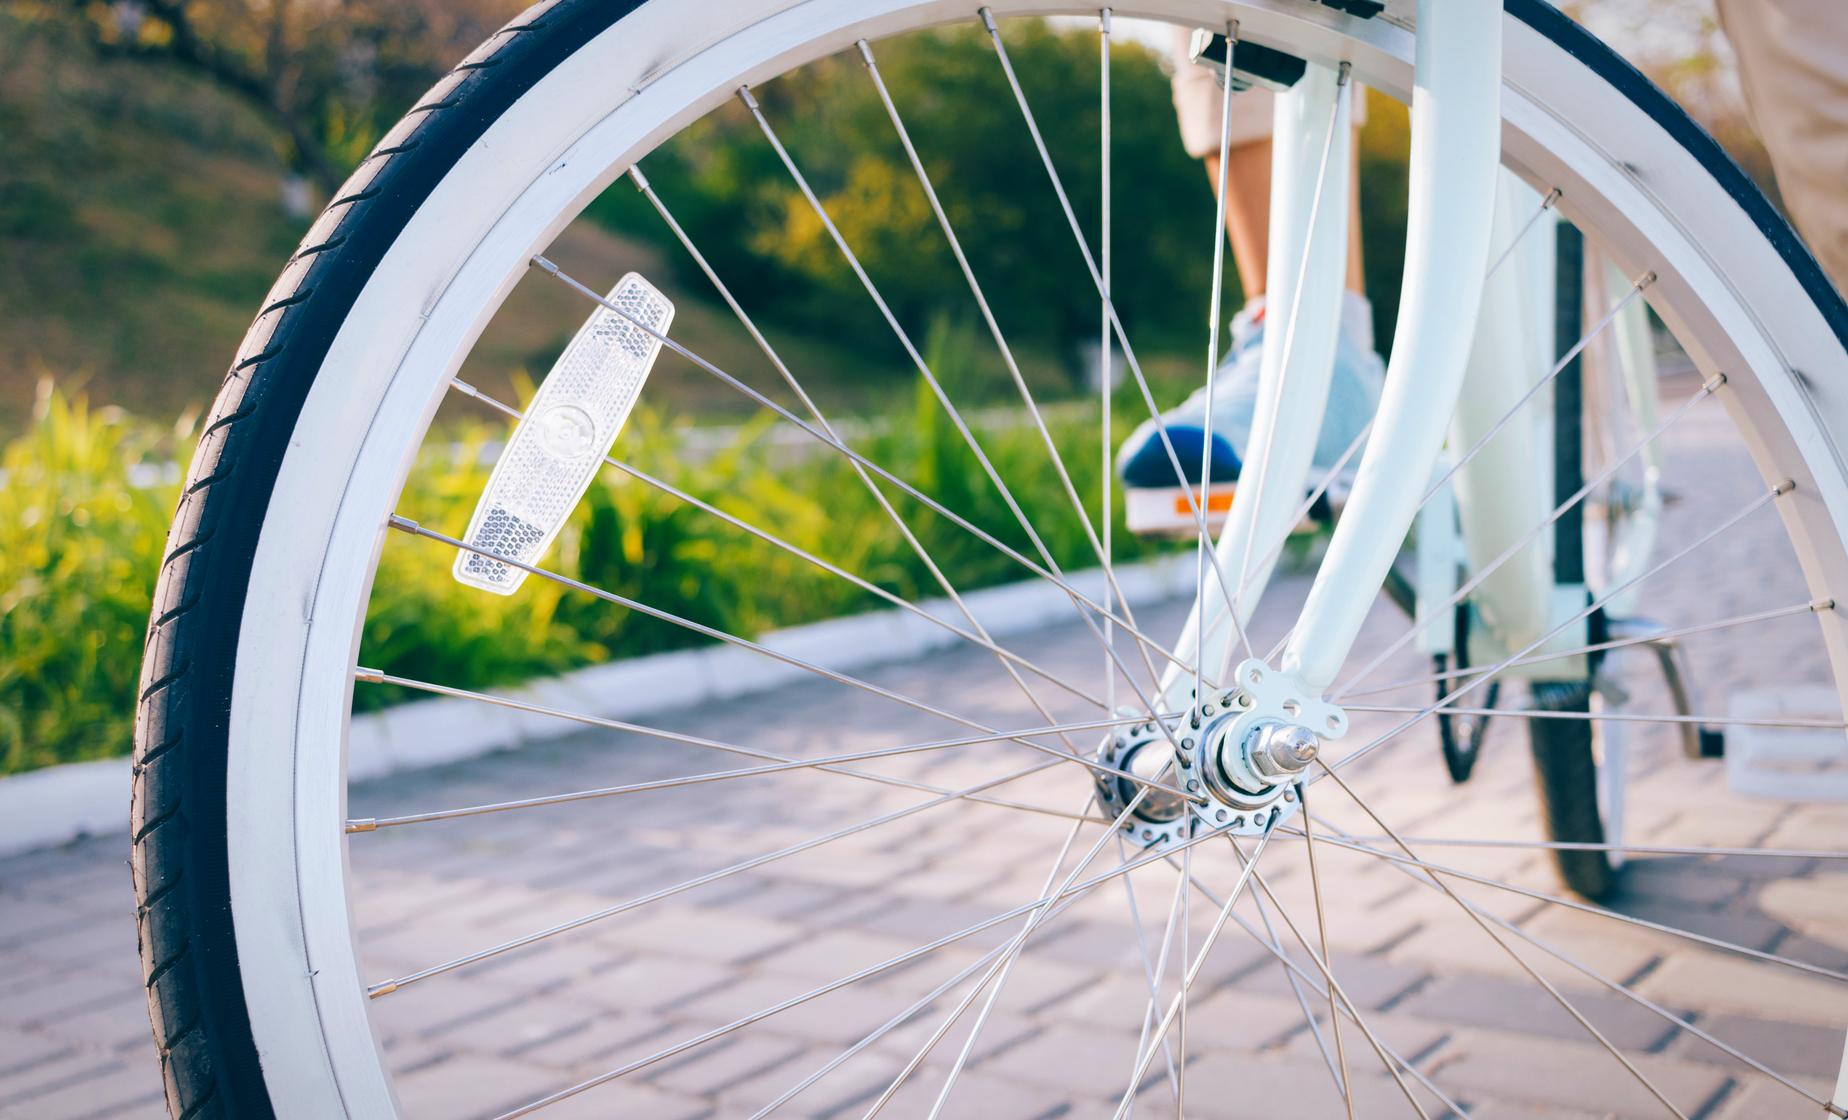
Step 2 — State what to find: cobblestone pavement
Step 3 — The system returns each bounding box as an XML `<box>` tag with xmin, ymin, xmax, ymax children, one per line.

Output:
<box><xmin>4</xmin><ymin>384</ymin><xmax>1846</xmax><ymax>1119</ymax></box>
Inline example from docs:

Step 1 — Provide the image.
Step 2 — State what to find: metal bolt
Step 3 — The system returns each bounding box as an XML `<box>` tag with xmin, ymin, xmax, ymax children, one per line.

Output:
<box><xmin>1248</xmin><ymin>724</ymin><xmax>1321</xmax><ymax>782</ymax></box>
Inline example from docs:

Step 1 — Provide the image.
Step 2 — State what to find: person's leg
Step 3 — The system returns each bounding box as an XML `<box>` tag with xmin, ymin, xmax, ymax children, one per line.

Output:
<box><xmin>1202</xmin><ymin>131</ymin><xmax>1367</xmax><ymax>299</ymax></box>
<box><xmin>1716</xmin><ymin>0</ymin><xmax>1848</xmax><ymax>292</ymax></box>
<box><xmin>1172</xmin><ymin>24</ymin><xmax>1369</xmax><ymax>301</ymax></box>
<box><xmin>1202</xmin><ymin>140</ymin><xmax>1273</xmax><ymax>298</ymax></box>
<box><xmin>1119</xmin><ymin>30</ymin><xmax>1384</xmax><ymax>498</ymax></box>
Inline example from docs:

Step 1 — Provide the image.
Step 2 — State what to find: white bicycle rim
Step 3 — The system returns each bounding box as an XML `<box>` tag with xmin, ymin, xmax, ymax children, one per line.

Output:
<box><xmin>219</xmin><ymin>2</ymin><xmax>1848</xmax><ymax>1114</ymax></box>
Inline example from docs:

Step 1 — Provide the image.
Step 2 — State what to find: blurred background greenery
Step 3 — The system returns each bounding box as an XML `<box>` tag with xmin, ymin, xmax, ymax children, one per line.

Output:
<box><xmin>0</xmin><ymin>0</ymin><xmax>1773</xmax><ymax>773</ymax></box>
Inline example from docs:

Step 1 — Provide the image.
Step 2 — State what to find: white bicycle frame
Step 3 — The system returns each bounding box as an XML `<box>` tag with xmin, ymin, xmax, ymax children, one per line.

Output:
<box><xmin>1163</xmin><ymin>0</ymin><xmax>1507</xmax><ymax>713</ymax></box>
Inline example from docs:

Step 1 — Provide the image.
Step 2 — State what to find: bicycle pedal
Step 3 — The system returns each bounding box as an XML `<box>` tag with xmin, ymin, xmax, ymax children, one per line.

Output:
<box><xmin>453</xmin><ymin>272</ymin><xmax>674</xmax><ymax>594</ymax></box>
<box><xmin>1125</xmin><ymin>484</ymin><xmax>1235</xmax><ymax>538</ymax></box>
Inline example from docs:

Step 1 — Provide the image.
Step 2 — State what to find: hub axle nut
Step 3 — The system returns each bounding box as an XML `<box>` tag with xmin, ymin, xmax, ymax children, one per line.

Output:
<box><xmin>1247</xmin><ymin>723</ymin><xmax>1320</xmax><ymax>782</ymax></box>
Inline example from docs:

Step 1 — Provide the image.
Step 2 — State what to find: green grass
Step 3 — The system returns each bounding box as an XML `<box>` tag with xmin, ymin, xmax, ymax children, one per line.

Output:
<box><xmin>3</xmin><ymin>330</ymin><xmax>1185</xmax><ymax>775</ymax></box>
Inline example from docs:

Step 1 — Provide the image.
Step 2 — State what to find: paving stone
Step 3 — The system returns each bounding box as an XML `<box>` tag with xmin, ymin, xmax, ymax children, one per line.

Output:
<box><xmin>1395</xmin><ymin>972</ymin><xmax>1683</xmax><ymax>1051</ymax></box>
<box><xmin>516</xmin><ymin>1078</ymin><xmax>712</xmax><ymax>1120</ymax></box>
<box><xmin>676</xmin><ymin>972</ymin><xmax>902</xmax><ymax>1048</ymax></box>
<box><xmin>0</xmin><ymin>965</ymin><xmax>133</xmax><ymax>1028</ymax></box>
<box><xmin>744</xmin><ymin>928</ymin><xmax>930</xmax><ymax>983</ymax></box>
<box><xmin>922</xmin><ymin>1070</ymin><xmax>1074</xmax><ymax>1120</ymax></box>
<box><xmin>0</xmin><ymin>892</ymin><xmax>88</xmax><ymax>948</ymax></box>
<box><xmin>1638</xmin><ymin>948</ymin><xmax>1845</xmax><ymax>1026</ymax></box>
<box><xmin>1666</xmin><ymin>1010</ymin><xmax>1843</xmax><ymax>1081</ymax></box>
<box><xmin>1429</xmin><ymin>1026</ymin><xmax>1732</xmax><ymax>1117</ymax></box>
<box><xmin>507</xmin><ymin>1010</ymin><xmax>673</xmax><ymax>1071</ymax></box>
<box><xmin>1709</xmin><ymin>1069</ymin><xmax>1835</xmax><ymax>1119</ymax></box>
<box><xmin>427</xmin><ymin>992</ymin><xmax>603</xmax><ymax>1057</ymax></box>
<box><xmin>794</xmin><ymin>1054</ymin><xmax>1059</xmax><ymax>1120</ymax></box>
<box><xmin>1387</xmin><ymin>904</ymin><xmax>1660</xmax><ymax>984</ymax></box>
<box><xmin>0</xmin><ymin>1047</ymin><xmax>127</xmax><ymax>1103</ymax></box>
<box><xmin>0</xmin><ymin>1024</ymin><xmax>77</xmax><ymax>1077</ymax></box>
<box><xmin>4</xmin><ymin>1060</ymin><xmax>164</xmax><ymax>1120</ymax></box>
<box><xmin>870</xmin><ymin>1006</ymin><xmax>1040</xmax><ymax>1072</ymax></box>
<box><xmin>1154</xmin><ymin>1050</ymin><xmax>1455</xmax><ymax>1119</ymax></box>
<box><xmin>590</xmin><ymin>905</ymin><xmax>806</xmax><ymax>965</ymax></box>
<box><xmin>564</xmin><ymin>954</ymin><xmax>728</xmax><ymax>1015</ymax></box>
<box><xmin>644</xmin><ymin>1032</ymin><xmax>808</xmax><ymax>1097</ymax></box>
<box><xmin>390</xmin><ymin>1053</ymin><xmax>573</xmax><ymax>1120</ymax></box>
<box><xmin>1235</xmin><ymin>950</ymin><xmax>1427</xmax><ymax>1012</ymax></box>
<box><xmin>367</xmin><ymin>977</ymin><xmax>531</xmax><ymax>1041</ymax></box>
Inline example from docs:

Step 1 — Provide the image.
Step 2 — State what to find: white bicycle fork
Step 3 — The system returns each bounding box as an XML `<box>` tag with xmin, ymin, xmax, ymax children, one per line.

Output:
<box><xmin>1163</xmin><ymin>0</ymin><xmax>1504</xmax><ymax>715</ymax></box>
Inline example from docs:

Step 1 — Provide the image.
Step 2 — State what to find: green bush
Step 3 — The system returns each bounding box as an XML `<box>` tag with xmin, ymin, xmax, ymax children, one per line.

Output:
<box><xmin>0</xmin><ymin>386</ymin><xmax>186</xmax><ymax>772</ymax></box>
<box><xmin>3</xmin><ymin>342</ymin><xmax>1179</xmax><ymax>775</ymax></box>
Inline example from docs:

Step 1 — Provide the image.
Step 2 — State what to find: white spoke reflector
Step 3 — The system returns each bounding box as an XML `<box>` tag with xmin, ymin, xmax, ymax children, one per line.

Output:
<box><xmin>454</xmin><ymin>271</ymin><xmax>674</xmax><ymax>594</ymax></box>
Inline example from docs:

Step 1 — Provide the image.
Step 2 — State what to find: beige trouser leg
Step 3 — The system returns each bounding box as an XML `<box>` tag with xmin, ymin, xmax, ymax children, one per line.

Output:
<box><xmin>1716</xmin><ymin>0</ymin><xmax>1848</xmax><ymax>293</ymax></box>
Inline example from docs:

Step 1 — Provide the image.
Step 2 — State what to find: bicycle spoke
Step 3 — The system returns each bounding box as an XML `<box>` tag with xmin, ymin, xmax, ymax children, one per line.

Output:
<box><xmin>1314</xmin><ymin>834</ymin><xmax>1848</xmax><ymax>860</ymax></box>
<box><xmin>907</xmin><ymin>797</ymin><xmax>1108</xmax><ymax>1120</ymax></box>
<box><xmin>856</xmin><ymin>40</ymin><xmax>1179</xmax><ymax>702</ymax></box>
<box><xmin>1419</xmin><ymin>272</ymin><xmax>1653</xmax><ymax>511</ymax></box>
<box><xmin>1340</xmin><ymin>599</ymin><xmax>1830</xmax><ymax>698</ymax></box>
<box><xmin>1331</xmin><ymin>283</ymin><xmax>1677</xmax><ymax>700</ymax></box>
<box><xmin>349</xmin><ymin>672</ymin><xmax>1163</xmax><ymax>830</ymax></box>
<box><xmin>979</xmin><ymin>8</ymin><xmax>1256</xmax><ymax>660</ymax></box>
<box><xmin>1346</xmin><ymin>703</ymin><xmax>1845</xmax><ymax>729</ymax></box>
<box><xmin>1229</xmin><ymin>64</ymin><xmax>1351</xmax><ymax>628</ymax></box>
<box><xmin>527</xmin><ymin>253</ymin><xmax>1207</xmax><ymax>686</ymax></box>
<box><xmin>627</xmin><ymin>163</ymin><xmax>1115</xmax><ymax>751</ymax></box>
<box><xmin>1248</xmin><ymin>880</ymin><xmax>1348</xmax><ymax>1098</ymax></box>
<box><xmin>745</xmin><ymin>906</ymin><xmax>1070</xmax><ymax>1120</ymax></box>
<box><xmin>1299</xmin><ymin>819</ymin><xmax>1848</xmax><ymax>984</ymax></box>
<box><xmin>1483</xmin><ymin>186</ymin><xmax>1562</xmax><ymax>280</ymax></box>
<box><xmin>1316</xmin><ymin>816</ymin><xmax>1832</xmax><ymax>1111</ymax></box>
<box><xmin>493</xmin><ymin>824</ymin><xmax>1204</xmax><ymax>1120</ymax></box>
<box><xmin>1110</xmin><ymin>819</ymin><xmax>1281</xmax><ymax>1119</ymax></box>
<box><xmin>1175</xmin><ymin>834</ymin><xmax>1192</xmax><ymax>1116</ymax></box>
<box><xmin>449</xmin><ymin>378</ymin><xmax>1105</xmax><ymax>714</ymax></box>
<box><xmin>387</xmin><ymin>516</ymin><xmax>1199</xmax><ymax>803</ymax></box>
<box><xmin>736</xmin><ymin>83</ymin><xmax>1168</xmax><ymax>756</ymax></box>
<box><xmin>1099</xmin><ymin>6</ymin><xmax>1117</xmax><ymax>713</ymax></box>
<box><xmin>1242</xmin><ymin>416</ymin><xmax>1374</xmax><ymax>619</ymax></box>
<box><xmin>370</xmin><ymin>756</ymin><xmax>1069</xmax><ymax>998</ymax></box>
<box><xmin>892</xmin><ymin>783</ymin><xmax>1176</xmax><ymax>1119</ymax></box>
<box><xmin>1181</xmin><ymin>859</ymin><xmax>1468</xmax><ymax>1117</ymax></box>
<box><xmin>1298</xmin><ymin>783</ymin><xmax>1355</xmax><ymax>1120</ymax></box>
<box><xmin>1315</xmin><ymin>767</ymin><xmax>1737</xmax><ymax>1117</ymax></box>
<box><xmin>749</xmin><ymin>823</ymin><xmax>1233</xmax><ymax>1120</ymax></box>
<box><xmin>1198</xmin><ymin>19</ymin><xmax>1250</xmax><ymax>683</ymax></box>
<box><xmin>740</xmin><ymin>84</ymin><xmax>1118</xmax><ymax>668</ymax></box>
<box><xmin>1115</xmin><ymin>834</ymin><xmax>1182</xmax><ymax>1106</ymax></box>
<box><xmin>1322</xmin><ymin>467</ymin><xmax>1788</xmax><ymax>781</ymax></box>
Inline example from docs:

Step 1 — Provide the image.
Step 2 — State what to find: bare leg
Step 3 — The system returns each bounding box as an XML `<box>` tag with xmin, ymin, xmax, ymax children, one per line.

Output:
<box><xmin>1202</xmin><ymin>129</ymin><xmax>1366</xmax><ymax>301</ymax></box>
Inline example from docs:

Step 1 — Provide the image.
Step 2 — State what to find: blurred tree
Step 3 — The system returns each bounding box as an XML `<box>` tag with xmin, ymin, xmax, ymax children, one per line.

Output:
<box><xmin>589</xmin><ymin>21</ymin><xmax>1230</xmax><ymax>385</ymax></box>
<box><xmin>20</xmin><ymin>0</ymin><xmax>519</xmax><ymax>204</ymax></box>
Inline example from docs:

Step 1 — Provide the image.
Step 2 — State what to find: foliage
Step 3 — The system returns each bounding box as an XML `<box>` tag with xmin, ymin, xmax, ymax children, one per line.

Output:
<box><xmin>0</xmin><ymin>385</ymin><xmax>188</xmax><ymax>772</ymax></box>
<box><xmin>588</xmin><ymin>22</ymin><xmax>1226</xmax><ymax>381</ymax></box>
<box><xmin>3</xmin><ymin>358</ymin><xmax>1178</xmax><ymax>774</ymax></box>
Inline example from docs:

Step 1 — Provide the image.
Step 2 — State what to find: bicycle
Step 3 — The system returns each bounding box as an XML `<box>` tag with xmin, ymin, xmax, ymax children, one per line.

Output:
<box><xmin>132</xmin><ymin>1</ymin><xmax>1848</xmax><ymax>1116</ymax></box>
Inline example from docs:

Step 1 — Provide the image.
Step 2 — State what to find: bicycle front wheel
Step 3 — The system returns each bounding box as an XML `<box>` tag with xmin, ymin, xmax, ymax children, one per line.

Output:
<box><xmin>134</xmin><ymin>2</ymin><xmax>1848</xmax><ymax>1116</ymax></box>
